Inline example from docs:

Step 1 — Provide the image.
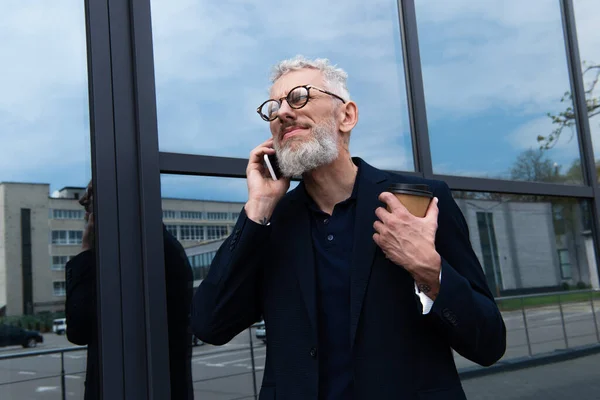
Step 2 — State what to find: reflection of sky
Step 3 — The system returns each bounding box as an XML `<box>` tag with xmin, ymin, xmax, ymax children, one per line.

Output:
<box><xmin>416</xmin><ymin>0</ymin><xmax>587</xmax><ymax>179</ymax></box>
<box><xmin>151</xmin><ymin>0</ymin><xmax>413</xmax><ymax>173</ymax></box>
<box><xmin>575</xmin><ymin>0</ymin><xmax>600</xmax><ymax>163</ymax></box>
<box><xmin>1</xmin><ymin>0</ymin><xmax>599</xmax><ymax>201</ymax></box>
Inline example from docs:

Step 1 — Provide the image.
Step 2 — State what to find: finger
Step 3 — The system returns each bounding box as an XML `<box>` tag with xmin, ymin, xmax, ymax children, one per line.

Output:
<box><xmin>373</xmin><ymin>220</ymin><xmax>385</xmax><ymax>234</ymax></box>
<box><xmin>373</xmin><ymin>232</ymin><xmax>381</xmax><ymax>246</ymax></box>
<box><xmin>424</xmin><ymin>197</ymin><xmax>439</xmax><ymax>221</ymax></box>
<box><xmin>378</xmin><ymin>192</ymin><xmax>409</xmax><ymax>214</ymax></box>
<box><xmin>247</xmin><ymin>143</ymin><xmax>277</xmax><ymax>174</ymax></box>
<box><xmin>374</xmin><ymin>207</ymin><xmax>393</xmax><ymax>225</ymax></box>
<box><xmin>249</xmin><ymin>145</ymin><xmax>275</xmax><ymax>164</ymax></box>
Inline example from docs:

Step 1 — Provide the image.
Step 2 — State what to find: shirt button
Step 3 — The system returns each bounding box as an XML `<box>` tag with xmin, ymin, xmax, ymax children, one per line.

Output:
<box><xmin>323</xmin><ymin>218</ymin><xmax>329</xmax><ymax>225</ymax></box>
<box><xmin>309</xmin><ymin>347</ymin><xmax>318</xmax><ymax>358</ymax></box>
<box><xmin>327</xmin><ymin>234</ymin><xmax>334</xmax><ymax>241</ymax></box>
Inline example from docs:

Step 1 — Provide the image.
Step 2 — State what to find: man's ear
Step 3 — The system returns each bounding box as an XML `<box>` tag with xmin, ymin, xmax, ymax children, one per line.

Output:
<box><xmin>339</xmin><ymin>101</ymin><xmax>358</xmax><ymax>134</ymax></box>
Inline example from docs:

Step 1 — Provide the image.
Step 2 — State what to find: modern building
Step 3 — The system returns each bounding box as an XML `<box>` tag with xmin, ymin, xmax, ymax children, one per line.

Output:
<box><xmin>2</xmin><ymin>0</ymin><xmax>600</xmax><ymax>397</ymax></box>
<box><xmin>0</xmin><ymin>182</ymin><xmax>243</xmax><ymax>317</ymax></box>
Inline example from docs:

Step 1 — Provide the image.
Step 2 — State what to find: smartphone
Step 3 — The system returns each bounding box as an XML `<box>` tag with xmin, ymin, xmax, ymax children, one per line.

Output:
<box><xmin>263</xmin><ymin>153</ymin><xmax>281</xmax><ymax>181</ymax></box>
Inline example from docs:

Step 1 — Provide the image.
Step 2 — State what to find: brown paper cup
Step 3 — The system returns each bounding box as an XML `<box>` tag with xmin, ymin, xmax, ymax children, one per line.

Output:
<box><xmin>386</xmin><ymin>184</ymin><xmax>433</xmax><ymax>218</ymax></box>
<box><xmin>390</xmin><ymin>193</ymin><xmax>431</xmax><ymax>217</ymax></box>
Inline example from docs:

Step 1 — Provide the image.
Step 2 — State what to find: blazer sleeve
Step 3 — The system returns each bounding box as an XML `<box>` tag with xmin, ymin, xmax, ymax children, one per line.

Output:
<box><xmin>190</xmin><ymin>208</ymin><xmax>269</xmax><ymax>345</ymax></box>
<box><xmin>65</xmin><ymin>250</ymin><xmax>96</xmax><ymax>346</ymax></box>
<box><xmin>427</xmin><ymin>181</ymin><xmax>507</xmax><ymax>366</ymax></box>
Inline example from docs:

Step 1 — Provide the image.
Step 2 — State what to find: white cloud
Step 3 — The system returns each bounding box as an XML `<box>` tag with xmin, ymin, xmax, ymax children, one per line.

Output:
<box><xmin>0</xmin><ymin>0</ymin><xmax>90</xmax><ymax>190</ymax></box>
<box><xmin>3</xmin><ymin>0</ymin><xmax>600</xmax><ymax>199</ymax></box>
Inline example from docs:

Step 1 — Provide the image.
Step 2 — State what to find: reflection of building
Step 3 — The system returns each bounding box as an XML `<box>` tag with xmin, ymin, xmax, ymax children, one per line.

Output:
<box><xmin>456</xmin><ymin>198</ymin><xmax>591</xmax><ymax>296</ymax></box>
<box><xmin>1</xmin><ymin>181</ymin><xmax>595</xmax><ymax>316</ymax></box>
<box><xmin>185</xmin><ymin>239</ymin><xmax>226</xmax><ymax>287</ymax></box>
<box><xmin>0</xmin><ymin>182</ymin><xmax>243</xmax><ymax>317</ymax></box>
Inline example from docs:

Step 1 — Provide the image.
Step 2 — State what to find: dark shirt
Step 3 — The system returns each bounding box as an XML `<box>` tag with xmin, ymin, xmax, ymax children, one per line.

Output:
<box><xmin>299</xmin><ymin>168</ymin><xmax>360</xmax><ymax>400</ymax></box>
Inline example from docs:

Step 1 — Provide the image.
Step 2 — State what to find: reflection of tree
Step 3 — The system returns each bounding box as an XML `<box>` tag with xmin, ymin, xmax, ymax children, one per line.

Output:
<box><xmin>510</xmin><ymin>149</ymin><xmax>560</xmax><ymax>182</ymax></box>
<box><xmin>538</xmin><ymin>61</ymin><xmax>600</xmax><ymax>150</ymax></box>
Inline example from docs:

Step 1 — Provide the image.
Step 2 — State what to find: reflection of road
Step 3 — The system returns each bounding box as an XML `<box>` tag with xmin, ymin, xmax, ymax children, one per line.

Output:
<box><xmin>0</xmin><ymin>333</ymin><xmax>87</xmax><ymax>399</ymax></box>
<box><xmin>455</xmin><ymin>303</ymin><xmax>600</xmax><ymax>370</ymax></box>
<box><xmin>1</xmin><ymin>304</ymin><xmax>599</xmax><ymax>399</ymax></box>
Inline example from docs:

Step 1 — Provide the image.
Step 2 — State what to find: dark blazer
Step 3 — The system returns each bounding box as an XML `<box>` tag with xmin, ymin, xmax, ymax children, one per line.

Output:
<box><xmin>191</xmin><ymin>158</ymin><xmax>506</xmax><ymax>400</ymax></box>
<box><xmin>66</xmin><ymin>226</ymin><xmax>194</xmax><ymax>400</ymax></box>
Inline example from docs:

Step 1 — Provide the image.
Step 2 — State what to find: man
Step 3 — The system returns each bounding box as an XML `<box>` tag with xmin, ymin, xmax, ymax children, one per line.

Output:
<box><xmin>65</xmin><ymin>181</ymin><xmax>194</xmax><ymax>400</ymax></box>
<box><xmin>191</xmin><ymin>56</ymin><xmax>506</xmax><ymax>399</ymax></box>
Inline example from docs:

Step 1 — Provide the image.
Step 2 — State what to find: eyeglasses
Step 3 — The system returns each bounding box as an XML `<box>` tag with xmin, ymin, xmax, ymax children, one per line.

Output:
<box><xmin>256</xmin><ymin>85</ymin><xmax>346</xmax><ymax>122</ymax></box>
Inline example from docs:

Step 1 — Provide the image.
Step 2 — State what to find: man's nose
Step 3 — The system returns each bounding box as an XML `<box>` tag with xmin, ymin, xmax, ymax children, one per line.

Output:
<box><xmin>276</xmin><ymin>100</ymin><xmax>296</xmax><ymax>122</ymax></box>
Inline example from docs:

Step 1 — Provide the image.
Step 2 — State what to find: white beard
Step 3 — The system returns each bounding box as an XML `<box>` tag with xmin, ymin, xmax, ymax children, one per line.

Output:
<box><xmin>274</xmin><ymin>118</ymin><xmax>339</xmax><ymax>177</ymax></box>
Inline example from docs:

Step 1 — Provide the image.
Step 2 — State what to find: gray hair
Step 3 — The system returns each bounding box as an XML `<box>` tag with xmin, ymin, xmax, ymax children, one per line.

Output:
<box><xmin>270</xmin><ymin>55</ymin><xmax>351</xmax><ymax>101</ymax></box>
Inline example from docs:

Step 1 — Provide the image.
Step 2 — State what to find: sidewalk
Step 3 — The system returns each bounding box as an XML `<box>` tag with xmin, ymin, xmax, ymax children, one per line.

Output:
<box><xmin>461</xmin><ymin>352</ymin><xmax>600</xmax><ymax>399</ymax></box>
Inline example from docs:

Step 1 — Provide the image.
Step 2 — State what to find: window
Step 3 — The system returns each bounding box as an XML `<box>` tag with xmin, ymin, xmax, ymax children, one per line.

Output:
<box><xmin>573</xmin><ymin>0</ymin><xmax>600</xmax><ymax>181</ymax></box>
<box><xmin>231</xmin><ymin>212</ymin><xmax>240</xmax><ymax>221</ymax></box>
<box><xmin>165</xmin><ymin>224</ymin><xmax>178</xmax><ymax>238</ymax></box>
<box><xmin>454</xmin><ymin>192</ymin><xmax>592</xmax><ymax>294</ymax></box>
<box><xmin>180</xmin><ymin>225</ymin><xmax>204</xmax><ymax>241</ymax></box>
<box><xmin>151</xmin><ymin>0</ymin><xmax>413</xmax><ymax>172</ymax></box>
<box><xmin>163</xmin><ymin>210</ymin><xmax>177</xmax><ymax>219</ymax></box>
<box><xmin>207</xmin><ymin>226</ymin><xmax>228</xmax><ymax>240</ymax></box>
<box><xmin>558</xmin><ymin>249</ymin><xmax>572</xmax><ymax>279</ymax></box>
<box><xmin>53</xmin><ymin>281</ymin><xmax>66</xmax><ymax>297</ymax></box>
<box><xmin>188</xmin><ymin>251</ymin><xmax>217</xmax><ymax>280</ymax></box>
<box><xmin>476</xmin><ymin>212</ymin><xmax>503</xmax><ymax>296</ymax></box>
<box><xmin>51</xmin><ymin>230</ymin><xmax>83</xmax><ymax>245</ymax></box>
<box><xmin>416</xmin><ymin>0</ymin><xmax>583</xmax><ymax>183</ymax></box>
<box><xmin>207</xmin><ymin>212</ymin><xmax>228</xmax><ymax>220</ymax></box>
<box><xmin>51</xmin><ymin>209</ymin><xmax>85</xmax><ymax>219</ymax></box>
<box><xmin>51</xmin><ymin>256</ymin><xmax>70</xmax><ymax>271</ymax></box>
<box><xmin>181</xmin><ymin>211</ymin><xmax>203</xmax><ymax>220</ymax></box>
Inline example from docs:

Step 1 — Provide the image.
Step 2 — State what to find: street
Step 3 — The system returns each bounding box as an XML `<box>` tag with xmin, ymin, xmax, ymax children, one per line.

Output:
<box><xmin>0</xmin><ymin>301</ymin><xmax>598</xmax><ymax>399</ymax></box>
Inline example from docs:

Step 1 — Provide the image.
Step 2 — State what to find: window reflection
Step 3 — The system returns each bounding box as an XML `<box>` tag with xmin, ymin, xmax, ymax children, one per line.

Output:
<box><xmin>151</xmin><ymin>0</ymin><xmax>414</xmax><ymax>171</ymax></box>
<box><xmin>417</xmin><ymin>0</ymin><xmax>584</xmax><ymax>183</ymax></box>
<box><xmin>160</xmin><ymin>174</ymin><xmax>266</xmax><ymax>399</ymax></box>
<box><xmin>0</xmin><ymin>1</ymin><xmax>91</xmax><ymax>398</ymax></box>
<box><xmin>574</xmin><ymin>0</ymin><xmax>600</xmax><ymax>180</ymax></box>
<box><xmin>452</xmin><ymin>191</ymin><xmax>598</xmax><ymax>364</ymax></box>
<box><xmin>452</xmin><ymin>191</ymin><xmax>595</xmax><ymax>295</ymax></box>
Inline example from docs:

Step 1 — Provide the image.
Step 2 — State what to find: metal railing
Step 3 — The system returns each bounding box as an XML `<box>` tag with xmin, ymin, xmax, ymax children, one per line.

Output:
<box><xmin>1</xmin><ymin>292</ymin><xmax>599</xmax><ymax>398</ymax></box>
<box><xmin>450</xmin><ymin>289</ymin><xmax>600</xmax><ymax>369</ymax></box>
<box><xmin>0</xmin><ymin>346</ymin><xmax>87</xmax><ymax>400</ymax></box>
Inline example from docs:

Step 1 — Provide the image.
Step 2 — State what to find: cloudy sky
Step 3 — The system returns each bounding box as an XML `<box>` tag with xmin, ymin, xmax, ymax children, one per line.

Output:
<box><xmin>1</xmin><ymin>0</ymin><xmax>599</xmax><ymax>204</ymax></box>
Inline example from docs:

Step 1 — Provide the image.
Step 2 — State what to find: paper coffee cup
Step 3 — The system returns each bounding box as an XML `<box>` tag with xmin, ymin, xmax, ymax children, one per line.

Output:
<box><xmin>386</xmin><ymin>183</ymin><xmax>433</xmax><ymax>217</ymax></box>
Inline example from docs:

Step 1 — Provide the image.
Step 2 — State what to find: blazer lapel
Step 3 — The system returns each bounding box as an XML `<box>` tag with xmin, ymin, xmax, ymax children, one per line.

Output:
<box><xmin>350</xmin><ymin>159</ymin><xmax>388</xmax><ymax>348</ymax></box>
<box><xmin>287</xmin><ymin>187</ymin><xmax>318</xmax><ymax>340</ymax></box>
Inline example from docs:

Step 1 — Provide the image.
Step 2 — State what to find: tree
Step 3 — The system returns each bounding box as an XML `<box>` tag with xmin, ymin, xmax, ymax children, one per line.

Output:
<box><xmin>538</xmin><ymin>61</ymin><xmax>600</xmax><ymax>150</ymax></box>
<box><xmin>509</xmin><ymin>148</ymin><xmax>560</xmax><ymax>182</ymax></box>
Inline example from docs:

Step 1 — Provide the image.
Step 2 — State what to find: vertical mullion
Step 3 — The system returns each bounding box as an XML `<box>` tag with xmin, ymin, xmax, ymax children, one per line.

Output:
<box><xmin>560</xmin><ymin>0</ymin><xmax>600</xmax><ymax>286</ymax></box>
<box><xmin>85</xmin><ymin>0</ymin><xmax>125</xmax><ymax>398</ymax></box>
<box><xmin>397</xmin><ymin>0</ymin><xmax>433</xmax><ymax>177</ymax></box>
<box><xmin>130</xmin><ymin>0</ymin><xmax>172</xmax><ymax>398</ymax></box>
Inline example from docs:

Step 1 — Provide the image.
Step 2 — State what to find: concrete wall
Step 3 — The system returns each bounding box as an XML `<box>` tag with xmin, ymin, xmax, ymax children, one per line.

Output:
<box><xmin>0</xmin><ymin>183</ymin><xmax>50</xmax><ymax>316</ymax></box>
<box><xmin>457</xmin><ymin>198</ymin><xmax>561</xmax><ymax>292</ymax></box>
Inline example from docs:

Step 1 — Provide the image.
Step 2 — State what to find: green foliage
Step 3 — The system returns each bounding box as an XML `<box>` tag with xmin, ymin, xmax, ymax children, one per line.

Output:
<box><xmin>497</xmin><ymin>291</ymin><xmax>600</xmax><ymax>312</ymax></box>
<box><xmin>0</xmin><ymin>311</ymin><xmax>65</xmax><ymax>333</ymax></box>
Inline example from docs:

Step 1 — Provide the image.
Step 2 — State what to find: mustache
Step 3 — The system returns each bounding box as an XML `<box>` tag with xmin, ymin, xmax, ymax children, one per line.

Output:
<box><xmin>279</xmin><ymin>123</ymin><xmax>310</xmax><ymax>135</ymax></box>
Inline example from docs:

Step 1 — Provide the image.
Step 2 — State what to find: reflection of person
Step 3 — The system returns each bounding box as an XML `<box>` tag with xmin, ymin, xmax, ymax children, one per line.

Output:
<box><xmin>66</xmin><ymin>181</ymin><xmax>194</xmax><ymax>400</ymax></box>
<box><xmin>191</xmin><ymin>56</ymin><xmax>506</xmax><ymax>399</ymax></box>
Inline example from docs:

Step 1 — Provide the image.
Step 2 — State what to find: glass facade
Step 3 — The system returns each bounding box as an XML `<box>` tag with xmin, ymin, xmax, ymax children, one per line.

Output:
<box><xmin>574</xmin><ymin>0</ymin><xmax>600</xmax><ymax>179</ymax></box>
<box><xmin>0</xmin><ymin>1</ymin><xmax>91</xmax><ymax>398</ymax></box>
<box><xmin>150</xmin><ymin>0</ymin><xmax>414</xmax><ymax>172</ymax></box>
<box><xmin>1</xmin><ymin>0</ymin><xmax>600</xmax><ymax>398</ymax></box>
<box><xmin>416</xmin><ymin>0</ymin><xmax>584</xmax><ymax>183</ymax></box>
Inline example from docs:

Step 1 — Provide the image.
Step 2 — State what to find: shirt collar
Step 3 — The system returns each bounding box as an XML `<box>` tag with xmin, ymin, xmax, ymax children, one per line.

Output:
<box><xmin>298</xmin><ymin>158</ymin><xmax>362</xmax><ymax>212</ymax></box>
